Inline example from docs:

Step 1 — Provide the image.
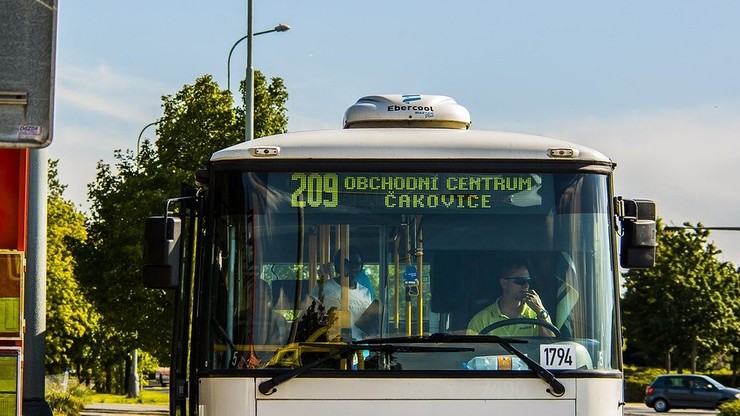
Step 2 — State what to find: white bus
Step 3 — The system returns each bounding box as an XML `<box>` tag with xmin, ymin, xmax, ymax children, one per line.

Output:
<box><xmin>143</xmin><ymin>94</ymin><xmax>657</xmax><ymax>416</ymax></box>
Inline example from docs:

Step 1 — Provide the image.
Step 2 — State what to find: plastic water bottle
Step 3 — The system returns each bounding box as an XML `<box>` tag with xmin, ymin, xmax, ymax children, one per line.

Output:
<box><xmin>463</xmin><ymin>355</ymin><xmax>529</xmax><ymax>370</ymax></box>
<box><xmin>511</xmin><ymin>356</ymin><xmax>529</xmax><ymax>370</ymax></box>
<box><xmin>463</xmin><ymin>356</ymin><xmax>497</xmax><ymax>370</ymax></box>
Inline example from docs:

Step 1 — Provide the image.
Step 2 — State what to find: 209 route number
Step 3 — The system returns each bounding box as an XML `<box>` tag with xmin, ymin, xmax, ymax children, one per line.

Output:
<box><xmin>290</xmin><ymin>173</ymin><xmax>339</xmax><ymax>208</ymax></box>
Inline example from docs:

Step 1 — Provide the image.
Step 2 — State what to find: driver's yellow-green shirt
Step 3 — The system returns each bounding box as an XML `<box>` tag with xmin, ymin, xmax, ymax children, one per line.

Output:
<box><xmin>466</xmin><ymin>298</ymin><xmax>539</xmax><ymax>336</ymax></box>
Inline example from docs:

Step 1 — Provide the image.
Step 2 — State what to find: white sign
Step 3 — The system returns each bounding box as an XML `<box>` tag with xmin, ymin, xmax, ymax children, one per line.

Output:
<box><xmin>539</xmin><ymin>343</ymin><xmax>576</xmax><ymax>370</ymax></box>
<box><xmin>18</xmin><ymin>125</ymin><xmax>42</xmax><ymax>140</ymax></box>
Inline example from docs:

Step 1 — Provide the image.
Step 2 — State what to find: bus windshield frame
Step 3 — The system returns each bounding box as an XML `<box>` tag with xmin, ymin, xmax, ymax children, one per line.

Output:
<box><xmin>200</xmin><ymin>163</ymin><xmax>619</xmax><ymax>376</ymax></box>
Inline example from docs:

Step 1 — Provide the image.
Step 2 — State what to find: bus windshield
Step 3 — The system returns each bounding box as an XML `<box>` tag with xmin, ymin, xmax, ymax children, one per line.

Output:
<box><xmin>204</xmin><ymin>170</ymin><xmax>617</xmax><ymax>373</ymax></box>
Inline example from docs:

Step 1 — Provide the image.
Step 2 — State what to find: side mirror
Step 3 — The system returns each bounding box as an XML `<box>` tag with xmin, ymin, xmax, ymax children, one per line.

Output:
<box><xmin>619</xmin><ymin>198</ymin><xmax>657</xmax><ymax>268</ymax></box>
<box><xmin>143</xmin><ymin>216</ymin><xmax>182</xmax><ymax>289</ymax></box>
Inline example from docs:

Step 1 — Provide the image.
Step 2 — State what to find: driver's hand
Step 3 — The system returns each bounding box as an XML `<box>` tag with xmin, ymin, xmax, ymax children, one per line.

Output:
<box><xmin>523</xmin><ymin>289</ymin><xmax>546</xmax><ymax>315</ymax></box>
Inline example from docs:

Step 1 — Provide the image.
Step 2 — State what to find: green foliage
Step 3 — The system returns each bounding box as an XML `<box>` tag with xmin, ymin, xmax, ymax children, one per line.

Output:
<box><xmin>47</xmin><ymin>391</ymin><xmax>85</xmax><ymax>416</ymax></box>
<box><xmin>87</xmin><ymin>389</ymin><xmax>168</xmax><ymax>405</ymax></box>
<box><xmin>238</xmin><ymin>71</ymin><xmax>289</xmax><ymax>139</ymax></box>
<box><xmin>77</xmin><ymin>147</ymin><xmax>175</xmax><ymax>362</ymax></box>
<box><xmin>136</xmin><ymin>350</ymin><xmax>160</xmax><ymax>386</ymax></box>
<box><xmin>46</xmin><ymin>377</ymin><xmax>91</xmax><ymax>416</ymax></box>
<box><xmin>46</xmin><ymin>160</ymin><xmax>100</xmax><ymax>376</ymax></box>
<box><xmin>623</xmin><ymin>366</ymin><xmax>665</xmax><ymax>402</ymax></box>
<box><xmin>719</xmin><ymin>400</ymin><xmax>740</xmax><ymax>416</ymax></box>
<box><xmin>156</xmin><ymin>74</ymin><xmax>241</xmax><ymax>174</ymax></box>
<box><xmin>622</xmin><ymin>220</ymin><xmax>740</xmax><ymax>373</ymax></box>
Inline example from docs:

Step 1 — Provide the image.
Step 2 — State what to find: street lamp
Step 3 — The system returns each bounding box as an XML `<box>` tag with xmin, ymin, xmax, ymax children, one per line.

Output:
<box><xmin>227</xmin><ymin>23</ymin><xmax>290</xmax><ymax>92</ymax></box>
<box><xmin>136</xmin><ymin>121</ymin><xmax>158</xmax><ymax>158</ymax></box>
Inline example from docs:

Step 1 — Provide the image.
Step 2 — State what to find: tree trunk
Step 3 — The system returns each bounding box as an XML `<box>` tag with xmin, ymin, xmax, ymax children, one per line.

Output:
<box><xmin>124</xmin><ymin>356</ymin><xmax>131</xmax><ymax>395</ymax></box>
<box><xmin>665</xmin><ymin>351</ymin><xmax>671</xmax><ymax>373</ymax></box>
<box><xmin>105</xmin><ymin>365</ymin><xmax>112</xmax><ymax>393</ymax></box>
<box><xmin>690</xmin><ymin>341</ymin><xmax>698</xmax><ymax>374</ymax></box>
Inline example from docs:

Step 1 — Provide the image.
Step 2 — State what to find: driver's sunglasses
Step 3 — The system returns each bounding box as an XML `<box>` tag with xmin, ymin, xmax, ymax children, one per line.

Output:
<box><xmin>503</xmin><ymin>276</ymin><xmax>531</xmax><ymax>286</ymax></box>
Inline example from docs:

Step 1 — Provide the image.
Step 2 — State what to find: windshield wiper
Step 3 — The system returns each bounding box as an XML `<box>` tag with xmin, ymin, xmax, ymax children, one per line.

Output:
<box><xmin>495</xmin><ymin>337</ymin><xmax>565</xmax><ymax>397</ymax></box>
<box><xmin>362</xmin><ymin>333</ymin><xmax>565</xmax><ymax>397</ymax></box>
<box><xmin>258</xmin><ymin>342</ymin><xmax>473</xmax><ymax>395</ymax></box>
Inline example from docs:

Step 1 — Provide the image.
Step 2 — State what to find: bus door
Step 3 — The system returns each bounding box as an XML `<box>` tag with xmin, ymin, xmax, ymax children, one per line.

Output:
<box><xmin>173</xmin><ymin>189</ymin><xmax>200</xmax><ymax>416</ymax></box>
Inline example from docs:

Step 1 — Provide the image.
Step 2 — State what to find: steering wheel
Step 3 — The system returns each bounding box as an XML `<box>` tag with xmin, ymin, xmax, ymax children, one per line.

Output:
<box><xmin>478</xmin><ymin>318</ymin><xmax>560</xmax><ymax>337</ymax></box>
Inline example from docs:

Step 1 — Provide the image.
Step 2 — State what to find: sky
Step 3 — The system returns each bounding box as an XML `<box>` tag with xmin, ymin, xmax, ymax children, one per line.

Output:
<box><xmin>51</xmin><ymin>1</ymin><xmax>740</xmax><ymax>264</ymax></box>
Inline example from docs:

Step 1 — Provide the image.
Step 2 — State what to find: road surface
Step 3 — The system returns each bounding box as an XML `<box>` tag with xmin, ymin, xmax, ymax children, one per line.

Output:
<box><xmin>81</xmin><ymin>403</ymin><xmax>167</xmax><ymax>416</ymax></box>
<box><xmin>625</xmin><ymin>402</ymin><xmax>718</xmax><ymax>415</ymax></box>
<box><xmin>82</xmin><ymin>402</ymin><xmax>719</xmax><ymax>415</ymax></box>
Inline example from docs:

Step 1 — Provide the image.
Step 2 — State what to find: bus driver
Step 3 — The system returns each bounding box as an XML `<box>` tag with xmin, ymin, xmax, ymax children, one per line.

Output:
<box><xmin>467</xmin><ymin>259</ymin><xmax>555</xmax><ymax>337</ymax></box>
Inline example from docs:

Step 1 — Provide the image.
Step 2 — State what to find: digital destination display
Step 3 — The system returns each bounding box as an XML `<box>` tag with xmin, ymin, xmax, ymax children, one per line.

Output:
<box><xmin>284</xmin><ymin>172</ymin><xmax>544</xmax><ymax>211</ymax></box>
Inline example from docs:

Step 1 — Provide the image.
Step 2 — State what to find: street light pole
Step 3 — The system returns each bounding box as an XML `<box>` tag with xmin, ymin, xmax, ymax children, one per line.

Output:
<box><xmin>226</xmin><ymin>23</ymin><xmax>289</xmax><ymax>92</ymax></box>
<box><xmin>245</xmin><ymin>0</ymin><xmax>254</xmax><ymax>142</ymax></box>
<box><xmin>243</xmin><ymin>2</ymin><xmax>290</xmax><ymax>142</ymax></box>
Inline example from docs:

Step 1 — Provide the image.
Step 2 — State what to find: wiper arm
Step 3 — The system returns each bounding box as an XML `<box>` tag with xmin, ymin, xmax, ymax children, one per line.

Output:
<box><xmin>495</xmin><ymin>337</ymin><xmax>565</xmax><ymax>397</ymax></box>
<box><xmin>362</xmin><ymin>333</ymin><xmax>565</xmax><ymax>397</ymax></box>
<box><xmin>258</xmin><ymin>342</ymin><xmax>473</xmax><ymax>395</ymax></box>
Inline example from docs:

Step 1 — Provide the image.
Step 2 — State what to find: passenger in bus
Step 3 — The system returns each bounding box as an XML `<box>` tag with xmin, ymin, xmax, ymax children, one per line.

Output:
<box><xmin>307</xmin><ymin>246</ymin><xmax>375</xmax><ymax>340</ymax></box>
<box><xmin>316</xmin><ymin>249</ymin><xmax>374</xmax><ymax>300</ymax></box>
<box><xmin>466</xmin><ymin>259</ymin><xmax>555</xmax><ymax>337</ymax></box>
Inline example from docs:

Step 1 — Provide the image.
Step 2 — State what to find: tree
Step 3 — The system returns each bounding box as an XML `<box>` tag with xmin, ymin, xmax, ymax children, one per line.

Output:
<box><xmin>622</xmin><ymin>219</ymin><xmax>740</xmax><ymax>373</ymax></box>
<box><xmin>75</xmin><ymin>72</ymin><xmax>288</xmax><ymax>392</ymax></box>
<box><xmin>247</xmin><ymin>71</ymin><xmax>289</xmax><ymax>139</ymax></box>
<box><xmin>155</xmin><ymin>72</ymin><xmax>288</xmax><ymax>175</ymax></box>
<box><xmin>46</xmin><ymin>159</ymin><xmax>100</xmax><ymax>376</ymax></box>
<box><xmin>76</xmin><ymin>148</ymin><xmax>174</xmax><ymax>385</ymax></box>
<box><xmin>155</xmin><ymin>75</ymin><xmax>241</xmax><ymax>176</ymax></box>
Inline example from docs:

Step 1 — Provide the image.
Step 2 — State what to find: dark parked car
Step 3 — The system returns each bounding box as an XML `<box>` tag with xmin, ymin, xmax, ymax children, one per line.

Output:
<box><xmin>645</xmin><ymin>374</ymin><xmax>740</xmax><ymax>412</ymax></box>
<box><xmin>154</xmin><ymin>367</ymin><xmax>170</xmax><ymax>387</ymax></box>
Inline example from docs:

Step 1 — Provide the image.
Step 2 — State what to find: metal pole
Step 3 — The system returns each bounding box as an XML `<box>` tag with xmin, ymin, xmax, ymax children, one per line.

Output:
<box><xmin>23</xmin><ymin>148</ymin><xmax>52</xmax><ymax>416</ymax></box>
<box><xmin>245</xmin><ymin>0</ymin><xmax>254</xmax><ymax>142</ymax></box>
<box><xmin>128</xmin><ymin>348</ymin><xmax>139</xmax><ymax>398</ymax></box>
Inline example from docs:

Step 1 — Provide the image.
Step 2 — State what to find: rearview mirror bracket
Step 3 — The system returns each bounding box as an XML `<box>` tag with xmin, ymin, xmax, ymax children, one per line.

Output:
<box><xmin>616</xmin><ymin>197</ymin><xmax>657</xmax><ymax>269</ymax></box>
<box><xmin>142</xmin><ymin>196</ymin><xmax>197</xmax><ymax>289</ymax></box>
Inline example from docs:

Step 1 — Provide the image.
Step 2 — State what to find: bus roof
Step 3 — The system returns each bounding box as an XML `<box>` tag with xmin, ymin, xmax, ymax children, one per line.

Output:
<box><xmin>210</xmin><ymin>128</ymin><xmax>614</xmax><ymax>166</ymax></box>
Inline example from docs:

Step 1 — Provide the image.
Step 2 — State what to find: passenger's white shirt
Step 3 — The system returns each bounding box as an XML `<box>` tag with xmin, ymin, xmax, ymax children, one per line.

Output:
<box><xmin>309</xmin><ymin>279</ymin><xmax>373</xmax><ymax>340</ymax></box>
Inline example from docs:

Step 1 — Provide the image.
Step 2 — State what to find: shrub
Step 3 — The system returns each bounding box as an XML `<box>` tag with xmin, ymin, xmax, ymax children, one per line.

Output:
<box><xmin>719</xmin><ymin>400</ymin><xmax>740</xmax><ymax>416</ymax></box>
<box><xmin>46</xmin><ymin>376</ymin><xmax>91</xmax><ymax>416</ymax></box>
<box><xmin>623</xmin><ymin>366</ymin><xmax>664</xmax><ymax>402</ymax></box>
<box><xmin>46</xmin><ymin>391</ymin><xmax>85</xmax><ymax>416</ymax></box>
